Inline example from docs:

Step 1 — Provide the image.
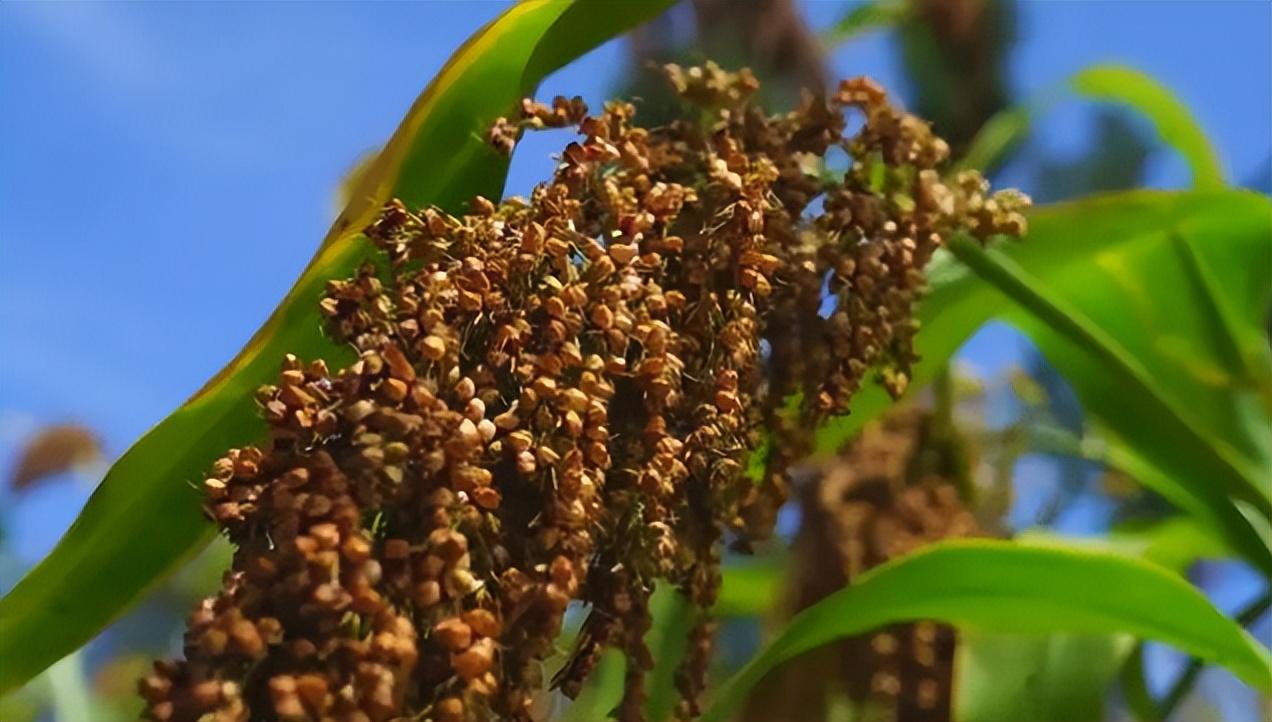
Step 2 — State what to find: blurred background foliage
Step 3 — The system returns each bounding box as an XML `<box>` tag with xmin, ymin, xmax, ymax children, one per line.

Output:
<box><xmin>1</xmin><ymin>1</ymin><xmax>1269</xmax><ymax>721</ymax></box>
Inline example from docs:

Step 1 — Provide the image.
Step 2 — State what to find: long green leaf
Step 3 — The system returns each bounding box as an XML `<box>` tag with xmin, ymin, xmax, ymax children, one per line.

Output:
<box><xmin>952</xmin><ymin>521</ymin><xmax>1231</xmax><ymax>722</ymax></box>
<box><xmin>1070</xmin><ymin>66</ymin><xmax>1224</xmax><ymax>190</ymax></box>
<box><xmin>0</xmin><ymin>0</ymin><xmax>672</xmax><ymax>694</ymax></box>
<box><xmin>812</xmin><ymin>190</ymin><xmax>1272</xmax><ymax>575</ymax></box>
<box><xmin>947</xmin><ymin>234</ymin><xmax>1271</xmax><ymax>514</ymax></box>
<box><xmin>960</xmin><ymin>64</ymin><xmax>1224</xmax><ymax>189</ymax></box>
<box><xmin>954</xmin><ymin>631</ymin><xmax>1133</xmax><ymax>722</ymax></box>
<box><xmin>701</xmin><ymin>540</ymin><xmax>1272</xmax><ymax>722</ymax></box>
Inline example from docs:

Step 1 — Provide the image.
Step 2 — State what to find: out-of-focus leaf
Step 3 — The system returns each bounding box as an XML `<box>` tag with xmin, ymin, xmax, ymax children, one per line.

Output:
<box><xmin>0</xmin><ymin>687</ymin><xmax>37</xmax><ymax>722</ymax></box>
<box><xmin>960</xmin><ymin>64</ymin><xmax>1224</xmax><ymax>189</ymax></box>
<box><xmin>811</xmin><ymin>190</ymin><xmax>1272</xmax><ymax>576</ymax></box>
<box><xmin>0</xmin><ymin>0</ymin><xmax>673</xmax><ymax>695</ymax></box>
<box><xmin>558</xmin><ymin>583</ymin><xmax>702</xmax><ymax>722</ymax></box>
<box><xmin>954</xmin><ymin>632</ymin><xmax>1133</xmax><ymax>722</ymax></box>
<box><xmin>1009</xmin><ymin>523</ymin><xmax>1232</xmax><ymax>578</ymax></box>
<box><xmin>1070</xmin><ymin>66</ymin><xmax>1223</xmax><ymax>189</ymax></box>
<box><xmin>8</xmin><ymin>424</ymin><xmax>101</xmax><ymax>491</ymax></box>
<box><xmin>1158</xmin><ymin>591</ymin><xmax>1272</xmax><ymax>720</ymax></box>
<box><xmin>701</xmin><ymin>540</ymin><xmax>1272</xmax><ymax>722</ymax></box>
<box><xmin>957</xmin><ymin>104</ymin><xmax>1033</xmax><ymax>175</ymax></box>
<box><xmin>821</xmin><ymin>0</ymin><xmax>909</xmax><ymax>48</ymax></box>
<box><xmin>1034</xmin><ymin>422</ymin><xmax>1270</xmax><ymax>574</ymax></box>
<box><xmin>645</xmin><ymin>585</ymin><xmax>695</xmax><ymax>722</ymax></box>
<box><xmin>332</xmin><ymin>146</ymin><xmax>380</xmax><ymax>217</ymax></box>
<box><xmin>1120</xmin><ymin>644</ymin><xmax>1162</xmax><ymax>722</ymax></box>
<box><xmin>1106</xmin><ymin>516</ymin><xmax>1234</xmax><ymax>573</ymax></box>
<box><xmin>90</xmin><ymin>655</ymin><xmax>150</xmax><ymax>722</ymax></box>
<box><xmin>46</xmin><ymin>652</ymin><xmax>94</xmax><ymax>722</ymax></box>
<box><xmin>561</xmin><ymin>650</ymin><xmax>625</xmax><ymax>722</ymax></box>
<box><xmin>716</xmin><ymin>560</ymin><xmax>783</xmax><ymax>618</ymax></box>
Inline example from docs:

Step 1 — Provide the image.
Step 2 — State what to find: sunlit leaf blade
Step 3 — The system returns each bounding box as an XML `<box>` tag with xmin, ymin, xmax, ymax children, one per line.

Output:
<box><xmin>947</xmin><ymin>232</ymin><xmax>1271</xmax><ymax>510</ymax></box>
<box><xmin>701</xmin><ymin>540</ymin><xmax>1272</xmax><ymax>722</ymax></box>
<box><xmin>811</xmin><ymin>189</ymin><xmax>1272</xmax><ymax>575</ymax></box>
<box><xmin>0</xmin><ymin>0</ymin><xmax>673</xmax><ymax>694</ymax></box>
<box><xmin>959</xmin><ymin>64</ymin><xmax>1224</xmax><ymax>189</ymax></box>
<box><xmin>953</xmin><ymin>520</ymin><xmax>1227</xmax><ymax>722</ymax></box>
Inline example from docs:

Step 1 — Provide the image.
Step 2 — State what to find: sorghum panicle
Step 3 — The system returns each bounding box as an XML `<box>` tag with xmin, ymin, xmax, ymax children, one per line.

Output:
<box><xmin>142</xmin><ymin>64</ymin><xmax>1026</xmax><ymax>722</ymax></box>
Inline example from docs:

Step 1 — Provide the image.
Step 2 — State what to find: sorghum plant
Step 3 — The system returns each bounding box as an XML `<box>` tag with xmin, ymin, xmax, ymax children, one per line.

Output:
<box><xmin>140</xmin><ymin>64</ymin><xmax>1027</xmax><ymax>722</ymax></box>
<box><xmin>742</xmin><ymin>407</ymin><xmax>983</xmax><ymax>722</ymax></box>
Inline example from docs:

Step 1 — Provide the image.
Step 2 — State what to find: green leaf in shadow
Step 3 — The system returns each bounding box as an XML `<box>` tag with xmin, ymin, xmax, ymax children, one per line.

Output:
<box><xmin>0</xmin><ymin>0</ymin><xmax>673</xmax><ymax>694</ymax></box>
<box><xmin>701</xmin><ymin>540</ymin><xmax>1272</xmax><ymax>722</ymax></box>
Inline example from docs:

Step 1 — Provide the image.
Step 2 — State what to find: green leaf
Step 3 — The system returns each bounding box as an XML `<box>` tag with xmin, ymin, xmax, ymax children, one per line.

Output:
<box><xmin>956</xmin><ymin>104</ymin><xmax>1034</xmax><ymax>176</ymax></box>
<box><xmin>0</xmin><ymin>0</ymin><xmax>673</xmax><ymax>695</ymax></box>
<box><xmin>812</xmin><ymin>190</ymin><xmax>1272</xmax><ymax>576</ymax></box>
<box><xmin>1157</xmin><ymin>591</ymin><xmax>1272</xmax><ymax>720</ymax></box>
<box><xmin>1069</xmin><ymin>66</ymin><xmax>1224</xmax><ymax>190</ymax></box>
<box><xmin>645</xmin><ymin>586</ymin><xmax>696</xmax><ymax>722</ymax></box>
<box><xmin>561</xmin><ymin>650</ymin><xmax>626</xmax><ymax>722</ymax></box>
<box><xmin>821</xmin><ymin>0</ymin><xmax>909</xmax><ymax>48</ymax></box>
<box><xmin>947</xmin><ymin>233</ymin><xmax>1270</xmax><ymax>491</ymax></box>
<box><xmin>960</xmin><ymin>64</ymin><xmax>1224</xmax><ymax>188</ymax></box>
<box><xmin>701</xmin><ymin>540</ymin><xmax>1272</xmax><ymax>722</ymax></box>
<box><xmin>716</xmin><ymin>560</ymin><xmax>783</xmax><ymax>618</ymax></box>
<box><xmin>46</xmin><ymin>653</ymin><xmax>94</xmax><ymax>722</ymax></box>
<box><xmin>1120</xmin><ymin>643</ymin><xmax>1162</xmax><ymax>722</ymax></box>
<box><xmin>1106</xmin><ymin>515</ymin><xmax>1235</xmax><ymax>574</ymax></box>
<box><xmin>954</xmin><ymin>632</ymin><xmax>1133</xmax><ymax>722</ymax></box>
<box><xmin>951</xmin><ymin>522</ymin><xmax>1227</xmax><ymax>722</ymax></box>
<box><xmin>950</xmin><ymin>231</ymin><xmax>1272</xmax><ymax>570</ymax></box>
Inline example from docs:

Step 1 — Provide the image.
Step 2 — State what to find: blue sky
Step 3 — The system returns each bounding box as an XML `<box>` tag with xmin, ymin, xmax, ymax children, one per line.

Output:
<box><xmin>1</xmin><ymin>0</ymin><xmax>1269</xmax><ymax>659</ymax></box>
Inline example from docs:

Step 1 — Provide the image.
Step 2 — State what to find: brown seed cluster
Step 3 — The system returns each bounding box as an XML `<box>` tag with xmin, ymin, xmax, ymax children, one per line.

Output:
<box><xmin>742</xmin><ymin>408</ymin><xmax>983</xmax><ymax>722</ymax></box>
<box><xmin>143</xmin><ymin>65</ymin><xmax>1025</xmax><ymax>722</ymax></box>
